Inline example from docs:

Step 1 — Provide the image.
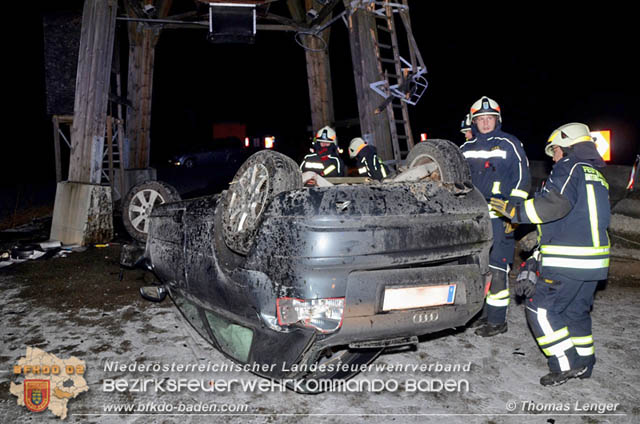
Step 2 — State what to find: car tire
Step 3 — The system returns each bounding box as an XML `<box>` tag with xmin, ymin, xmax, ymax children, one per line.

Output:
<box><xmin>222</xmin><ymin>150</ymin><xmax>302</xmax><ymax>255</ymax></box>
<box><xmin>212</xmin><ymin>195</ymin><xmax>245</xmax><ymax>271</ymax></box>
<box><xmin>122</xmin><ymin>180</ymin><xmax>181</xmax><ymax>243</ymax></box>
<box><xmin>405</xmin><ymin>139</ymin><xmax>472</xmax><ymax>185</ymax></box>
<box><xmin>184</xmin><ymin>158</ymin><xmax>195</xmax><ymax>168</ymax></box>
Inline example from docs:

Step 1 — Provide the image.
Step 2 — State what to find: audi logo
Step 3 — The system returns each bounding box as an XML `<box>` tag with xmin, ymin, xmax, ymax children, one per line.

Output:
<box><xmin>412</xmin><ymin>311</ymin><xmax>439</xmax><ymax>324</ymax></box>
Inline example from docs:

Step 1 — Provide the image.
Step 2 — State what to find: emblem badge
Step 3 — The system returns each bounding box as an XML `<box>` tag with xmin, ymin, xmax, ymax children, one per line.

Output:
<box><xmin>24</xmin><ymin>380</ymin><xmax>50</xmax><ymax>413</ymax></box>
<box><xmin>412</xmin><ymin>311</ymin><xmax>439</xmax><ymax>324</ymax></box>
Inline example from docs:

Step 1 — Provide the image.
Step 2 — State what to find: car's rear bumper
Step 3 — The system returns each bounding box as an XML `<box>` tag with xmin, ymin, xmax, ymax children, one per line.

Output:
<box><xmin>316</xmin><ymin>263</ymin><xmax>486</xmax><ymax>347</ymax></box>
<box><xmin>226</xmin><ymin>262</ymin><xmax>487</xmax><ymax>378</ymax></box>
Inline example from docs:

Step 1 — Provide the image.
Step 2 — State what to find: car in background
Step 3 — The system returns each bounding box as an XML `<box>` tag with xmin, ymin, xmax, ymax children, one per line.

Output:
<box><xmin>168</xmin><ymin>137</ymin><xmax>251</xmax><ymax>169</ymax></box>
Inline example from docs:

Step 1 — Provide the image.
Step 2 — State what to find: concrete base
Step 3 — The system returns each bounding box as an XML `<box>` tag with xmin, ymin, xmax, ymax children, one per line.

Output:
<box><xmin>113</xmin><ymin>168</ymin><xmax>157</xmax><ymax>202</ymax></box>
<box><xmin>50</xmin><ymin>182</ymin><xmax>113</xmax><ymax>245</ymax></box>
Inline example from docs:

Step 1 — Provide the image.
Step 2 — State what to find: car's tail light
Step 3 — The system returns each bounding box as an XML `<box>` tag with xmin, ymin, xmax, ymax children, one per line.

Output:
<box><xmin>277</xmin><ymin>297</ymin><xmax>344</xmax><ymax>333</ymax></box>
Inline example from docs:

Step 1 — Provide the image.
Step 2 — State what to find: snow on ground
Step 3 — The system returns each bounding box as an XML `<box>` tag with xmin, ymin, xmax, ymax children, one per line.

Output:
<box><xmin>0</xmin><ymin>251</ymin><xmax>638</xmax><ymax>424</ymax></box>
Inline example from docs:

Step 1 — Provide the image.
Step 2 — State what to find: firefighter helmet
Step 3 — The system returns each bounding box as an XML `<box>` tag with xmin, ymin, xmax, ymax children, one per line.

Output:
<box><xmin>470</xmin><ymin>96</ymin><xmax>501</xmax><ymax>122</ymax></box>
<box><xmin>314</xmin><ymin>126</ymin><xmax>337</xmax><ymax>144</ymax></box>
<box><xmin>460</xmin><ymin>113</ymin><xmax>472</xmax><ymax>134</ymax></box>
<box><xmin>545</xmin><ymin>123</ymin><xmax>594</xmax><ymax>157</ymax></box>
<box><xmin>348</xmin><ymin>137</ymin><xmax>367</xmax><ymax>159</ymax></box>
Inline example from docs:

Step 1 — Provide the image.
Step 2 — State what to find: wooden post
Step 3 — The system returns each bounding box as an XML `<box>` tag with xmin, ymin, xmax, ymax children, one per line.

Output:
<box><xmin>68</xmin><ymin>0</ymin><xmax>118</xmax><ymax>183</ymax></box>
<box><xmin>342</xmin><ymin>1</ymin><xmax>393</xmax><ymax>160</ymax></box>
<box><xmin>125</xmin><ymin>23</ymin><xmax>158</xmax><ymax>169</ymax></box>
<box><xmin>125</xmin><ymin>0</ymin><xmax>172</xmax><ymax>169</ymax></box>
<box><xmin>107</xmin><ymin>116</ymin><xmax>114</xmax><ymax>188</ymax></box>
<box><xmin>288</xmin><ymin>0</ymin><xmax>335</xmax><ymax>132</ymax></box>
<box><xmin>52</xmin><ymin>116</ymin><xmax>62</xmax><ymax>183</ymax></box>
<box><xmin>51</xmin><ymin>0</ymin><xmax>117</xmax><ymax>245</ymax></box>
<box><xmin>304</xmin><ymin>35</ymin><xmax>335</xmax><ymax>131</ymax></box>
<box><xmin>117</xmin><ymin>119</ymin><xmax>127</xmax><ymax>199</ymax></box>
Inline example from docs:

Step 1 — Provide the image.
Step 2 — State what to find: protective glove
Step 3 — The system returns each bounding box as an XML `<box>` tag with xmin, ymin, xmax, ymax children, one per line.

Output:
<box><xmin>489</xmin><ymin>197</ymin><xmax>516</xmax><ymax>220</ymax></box>
<box><xmin>504</xmin><ymin>222</ymin><xmax>518</xmax><ymax>234</ymax></box>
<box><xmin>516</xmin><ymin>254</ymin><xmax>539</xmax><ymax>297</ymax></box>
<box><xmin>519</xmin><ymin>230</ymin><xmax>539</xmax><ymax>252</ymax></box>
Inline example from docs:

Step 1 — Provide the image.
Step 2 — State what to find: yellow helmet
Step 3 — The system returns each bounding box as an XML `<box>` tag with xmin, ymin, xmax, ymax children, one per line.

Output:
<box><xmin>545</xmin><ymin>123</ymin><xmax>594</xmax><ymax>157</ymax></box>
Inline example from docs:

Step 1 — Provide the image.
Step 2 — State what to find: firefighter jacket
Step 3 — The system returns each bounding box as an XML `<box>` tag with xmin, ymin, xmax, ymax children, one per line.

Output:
<box><xmin>461</xmin><ymin>123</ymin><xmax>531</xmax><ymax>213</ymax></box>
<box><xmin>300</xmin><ymin>143</ymin><xmax>345</xmax><ymax>177</ymax></box>
<box><xmin>354</xmin><ymin>145</ymin><xmax>389</xmax><ymax>181</ymax></box>
<box><xmin>512</xmin><ymin>142</ymin><xmax>610</xmax><ymax>282</ymax></box>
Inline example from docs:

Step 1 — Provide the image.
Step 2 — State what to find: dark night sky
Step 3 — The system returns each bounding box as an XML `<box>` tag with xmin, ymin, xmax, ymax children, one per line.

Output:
<box><xmin>151</xmin><ymin>3</ymin><xmax>640</xmax><ymax>165</ymax></box>
<box><xmin>9</xmin><ymin>2</ymin><xmax>639</xmax><ymax>185</ymax></box>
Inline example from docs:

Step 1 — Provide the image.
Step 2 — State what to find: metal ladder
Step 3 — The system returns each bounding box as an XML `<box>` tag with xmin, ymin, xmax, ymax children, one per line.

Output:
<box><xmin>364</xmin><ymin>0</ymin><xmax>427</xmax><ymax>164</ymax></box>
<box><xmin>101</xmin><ymin>116</ymin><xmax>126</xmax><ymax>200</ymax></box>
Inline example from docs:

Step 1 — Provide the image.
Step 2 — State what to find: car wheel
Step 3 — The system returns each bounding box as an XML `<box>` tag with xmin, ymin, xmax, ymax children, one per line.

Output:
<box><xmin>212</xmin><ymin>195</ymin><xmax>245</xmax><ymax>271</ymax></box>
<box><xmin>405</xmin><ymin>139</ymin><xmax>472</xmax><ymax>185</ymax></box>
<box><xmin>122</xmin><ymin>180</ymin><xmax>181</xmax><ymax>243</ymax></box>
<box><xmin>184</xmin><ymin>158</ymin><xmax>195</xmax><ymax>168</ymax></box>
<box><xmin>222</xmin><ymin>150</ymin><xmax>302</xmax><ymax>255</ymax></box>
<box><xmin>290</xmin><ymin>347</ymin><xmax>383</xmax><ymax>393</ymax></box>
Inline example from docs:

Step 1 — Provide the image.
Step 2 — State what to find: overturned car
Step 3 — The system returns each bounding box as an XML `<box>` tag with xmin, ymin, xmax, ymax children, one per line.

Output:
<box><xmin>122</xmin><ymin>139</ymin><xmax>493</xmax><ymax>390</ymax></box>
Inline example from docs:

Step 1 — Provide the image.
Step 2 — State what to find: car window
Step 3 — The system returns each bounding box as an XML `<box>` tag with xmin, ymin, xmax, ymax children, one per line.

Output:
<box><xmin>204</xmin><ymin>310</ymin><xmax>253</xmax><ymax>363</ymax></box>
<box><xmin>173</xmin><ymin>295</ymin><xmax>213</xmax><ymax>344</ymax></box>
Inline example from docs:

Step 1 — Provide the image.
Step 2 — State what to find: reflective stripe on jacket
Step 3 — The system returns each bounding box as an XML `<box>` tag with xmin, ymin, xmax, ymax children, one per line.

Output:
<box><xmin>300</xmin><ymin>153</ymin><xmax>345</xmax><ymax>177</ymax></box>
<box><xmin>461</xmin><ymin>124</ymin><xmax>530</xmax><ymax>206</ymax></box>
<box><xmin>516</xmin><ymin>156</ymin><xmax>610</xmax><ymax>281</ymax></box>
<box><xmin>355</xmin><ymin>145</ymin><xmax>388</xmax><ymax>181</ymax></box>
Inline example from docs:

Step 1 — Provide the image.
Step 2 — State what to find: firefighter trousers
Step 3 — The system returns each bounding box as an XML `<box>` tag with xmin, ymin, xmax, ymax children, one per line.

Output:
<box><xmin>485</xmin><ymin>218</ymin><xmax>514</xmax><ymax>324</ymax></box>
<box><xmin>525</xmin><ymin>276</ymin><xmax>597</xmax><ymax>375</ymax></box>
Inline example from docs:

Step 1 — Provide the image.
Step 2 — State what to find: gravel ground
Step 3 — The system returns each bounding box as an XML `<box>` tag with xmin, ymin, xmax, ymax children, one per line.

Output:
<box><xmin>0</xmin><ymin>243</ymin><xmax>638</xmax><ymax>424</ymax></box>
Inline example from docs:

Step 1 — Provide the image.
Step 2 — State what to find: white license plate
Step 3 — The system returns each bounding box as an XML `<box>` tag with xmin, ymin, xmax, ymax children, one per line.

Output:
<box><xmin>382</xmin><ymin>284</ymin><xmax>456</xmax><ymax>311</ymax></box>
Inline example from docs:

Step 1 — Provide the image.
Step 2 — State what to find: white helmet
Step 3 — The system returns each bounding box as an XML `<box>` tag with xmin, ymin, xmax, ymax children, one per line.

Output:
<box><xmin>545</xmin><ymin>123</ymin><xmax>594</xmax><ymax>157</ymax></box>
<box><xmin>460</xmin><ymin>113</ymin><xmax>472</xmax><ymax>134</ymax></box>
<box><xmin>314</xmin><ymin>125</ymin><xmax>337</xmax><ymax>145</ymax></box>
<box><xmin>348</xmin><ymin>137</ymin><xmax>367</xmax><ymax>158</ymax></box>
<box><xmin>470</xmin><ymin>96</ymin><xmax>501</xmax><ymax>122</ymax></box>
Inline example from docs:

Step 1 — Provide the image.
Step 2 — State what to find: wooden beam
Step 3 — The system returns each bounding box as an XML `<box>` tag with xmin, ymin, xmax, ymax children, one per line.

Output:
<box><xmin>342</xmin><ymin>1</ymin><xmax>392</xmax><ymax>160</ymax></box>
<box><xmin>289</xmin><ymin>0</ymin><xmax>335</xmax><ymax>133</ymax></box>
<box><xmin>125</xmin><ymin>23</ymin><xmax>159</xmax><ymax>168</ymax></box>
<box><xmin>52</xmin><ymin>116</ymin><xmax>62</xmax><ymax>183</ymax></box>
<box><xmin>124</xmin><ymin>0</ymin><xmax>172</xmax><ymax>169</ymax></box>
<box><xmin>68</xmin><ymin>0</ymin><xmax>118</xmax><ymax>183</ymax></box>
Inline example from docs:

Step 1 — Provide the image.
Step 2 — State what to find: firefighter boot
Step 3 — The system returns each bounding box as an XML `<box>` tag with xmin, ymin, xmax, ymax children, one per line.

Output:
<box><xmin>469</xmin><ymin>305</ymin><xmax>488</xmax><ymax>328</ymax></box>
<box><xmin>540</xmin><ymin>367</ymin><xmax>588</xmax><ymax>387</ymax></box>
<box><xmin>475</xmin><ymin>269</ymin><xmax>508</xmax><ymax>336</ymax></box>
<box><xmin>578</xmin><ymin>356</ymin><xmax>596</xmax><ymax>379</ymax></box>
<box><xmin>474</xmin><ymin>322</ymin><xmax>507</xmax><ymax>337</ymax></box>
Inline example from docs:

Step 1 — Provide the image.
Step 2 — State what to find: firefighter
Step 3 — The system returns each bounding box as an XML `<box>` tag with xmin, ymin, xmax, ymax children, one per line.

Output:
<box><xmin>348</xmin><ymin>137</ymin><xmax>389</xmax><ymax>181</ymax></box>
<box><xmin>490</xmin><ymin>122</ymin><xmax>610</xmax><ymax>386</ymax></box>
<box><xmin>460</xmin><ymin>113</ymin><xmax>472</xmax><ymax>141</ymax></box>
<box><xmin>300</xmin><ymin>126</ymin><xmax>345</xmax><ymax>177</ymax></box>
<box><xmin>461</xmin><ymin>96</ymin><xmax>531</xmax><ymax>337</ymax></box>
